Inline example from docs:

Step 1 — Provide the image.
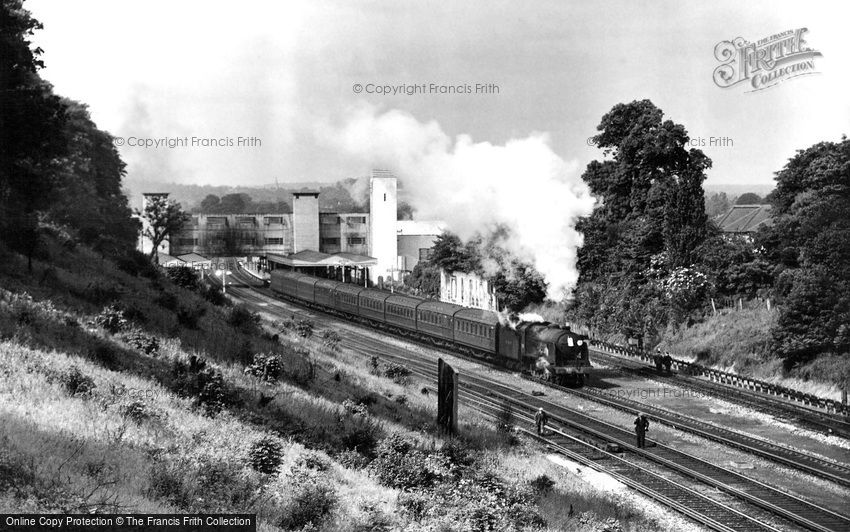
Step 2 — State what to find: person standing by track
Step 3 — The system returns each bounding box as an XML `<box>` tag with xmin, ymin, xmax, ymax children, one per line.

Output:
<box><xmin>634</xmin><ymin>413</ymin><xmax>649</xmax><ymax>448</ymax></box>
<box><xmin>535</xmin><ymin>407</ymin><xmax>549</xmax><ymax>435</ymax></box>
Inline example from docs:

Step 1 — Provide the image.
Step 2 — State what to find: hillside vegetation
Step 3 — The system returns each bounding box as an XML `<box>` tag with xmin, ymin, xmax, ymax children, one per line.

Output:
<box><xmin>0</xmin><ymin>235</ymin><xmax>684</xmax><ymax>531</ymax></box>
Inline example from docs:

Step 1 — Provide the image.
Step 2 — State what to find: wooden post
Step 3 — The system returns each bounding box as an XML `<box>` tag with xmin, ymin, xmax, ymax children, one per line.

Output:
<box><xmin>711</xmin><ymin>298</ymin><xmax>717</xmax><ymax>316</ymax></box>
<box><xmin>766</xmin><ymin>298</ymin><xmax>771</xmax><ymax>311</ymax></box>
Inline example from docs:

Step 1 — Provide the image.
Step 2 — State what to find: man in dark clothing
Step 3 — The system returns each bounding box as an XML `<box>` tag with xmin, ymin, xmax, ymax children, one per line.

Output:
<box><xmin>535</xmin><ymin>407</ymin><xmax>548</xmax><ymax>435</ymax></box>
<box><xmin>634</xmin><ymin>413</ymin><xmax>649</xmax><ymax>448</ymax></box>
<box><xmin>662</xmin><ymin>352</ymin><xmax>673</xmax><ymax>374</ymax></box>
<box><xmin>653</xmin><ymin>348</ymin><xmax>663</xmax><ymax>374</ymax></box>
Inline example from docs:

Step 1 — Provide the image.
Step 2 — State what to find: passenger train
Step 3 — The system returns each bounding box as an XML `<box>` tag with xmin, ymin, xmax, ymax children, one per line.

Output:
<box><xmin>270</xmin><ymin>270</ymin><xmax>592</xmax><ymax>385</ymax></box>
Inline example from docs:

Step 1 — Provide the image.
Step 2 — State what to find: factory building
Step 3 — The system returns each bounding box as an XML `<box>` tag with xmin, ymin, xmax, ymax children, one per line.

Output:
<box><xmin>155</xmin><ymin>170</ymin><xmax>442</xmax><ymax>285</ymax></box>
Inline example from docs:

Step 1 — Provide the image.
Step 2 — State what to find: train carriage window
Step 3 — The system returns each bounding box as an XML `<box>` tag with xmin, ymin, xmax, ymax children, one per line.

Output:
<box><xmin>568</xmin><ymin>337</ymin><xmax>574</xmax><ymax>347</ymax></box>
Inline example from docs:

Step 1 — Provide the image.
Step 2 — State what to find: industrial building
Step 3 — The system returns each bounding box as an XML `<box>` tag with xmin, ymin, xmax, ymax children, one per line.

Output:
<box><xmin>141</xmin><ymin>170</ymin><xmax>443</xmax><ymax>285</ymax></box>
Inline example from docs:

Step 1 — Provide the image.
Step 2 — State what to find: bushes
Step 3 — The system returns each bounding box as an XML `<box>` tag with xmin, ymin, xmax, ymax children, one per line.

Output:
<box><xmin>248</xmin><ymin>436</ymin><xmax>283</xmax><ymax>474</ymax></box>
<box><xmin>61</xmin><ymin>365</ymin><xmax>96</xmax><ymax>396</ymax></box>
<box><xmin>94</xmin><ymin>304</ymin><xmax>127</xmax><ymax>334</ymax></box>
<box><xmin>114</xmin><ymin>250</ymin><xmax>159</xmax><ymax>279</ymax></box>
<box><xmin>227</xmin><ymin>304</ymin><xmax>260</xmax><ymax>333</ymax></box>
<box><xmin>244</xmin><ymin>352</ymin><xmax>284</xmax><ymax>382</ymax></box>
<box><xmin>176</xmin><ymin>305</ymin><xmax>205</xmax><ymax>329</ymax></box>
<box><xmin>171</xmin><ymin>356</ymin><xmax>230</xmax><ymax>415</ymax></box>
<box><xmin>121</xmin><ymin>329</ymin><xmax>160</xmax><ymax>355</ymax></box>
<box><xmin>383</xmin><ymin>362</ymin><xmax>411</xmax><ymax>384</ymax></box>
<box><xmin>166</xmin><ymin>266</ymin><xmax>199</xmax><ymax>291</ymax></box>
<box><xmin>278</xmin><ymin>468</ymin><xmax>338</xmax><ymax>530</ymax></box>
<box><xmin>322</xmin><ymin>330</ymin><xmax>341</xmax><ymax>351</ymax></box>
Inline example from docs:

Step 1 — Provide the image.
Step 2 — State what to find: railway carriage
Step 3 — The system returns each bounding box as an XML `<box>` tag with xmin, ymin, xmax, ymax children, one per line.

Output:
<box><xmin>269</xmin><ymin>270</ymin><xmax>591</xmax><ymax>385</ymax></box>
<box><xmin>454</xmin><ymin>308</ymin><xmax>499</xmax><ymax>354</ymax></box>
<box><xmin>359</xmin><ymin>289</ymin><xmax>390</xmax><ymax>322</ymax></box>
<box><xmin>314</xmin><ymin>279</ymin><xmax>338</xmax><ymax>308</ymax></box>
<box><xmin>335</xmin><ymin>283</ymin><xmax>363</xmax><ymax>315</ymax></box>
<box><xmin>416</xmin><ymin>300</ymin><xmax>461</xmax><ymax>344</ymax></box>
<box><xmin>384</xmin><ymin>294</ymin><xmax>419</xmax><ymax>331</ymax></box>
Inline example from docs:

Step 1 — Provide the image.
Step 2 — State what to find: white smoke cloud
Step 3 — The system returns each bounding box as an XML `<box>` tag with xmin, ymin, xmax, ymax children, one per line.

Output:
<box><xmin>321</xmin><ymin>104</ymin><xmax>596</xmax><ymax>301</ymax></box>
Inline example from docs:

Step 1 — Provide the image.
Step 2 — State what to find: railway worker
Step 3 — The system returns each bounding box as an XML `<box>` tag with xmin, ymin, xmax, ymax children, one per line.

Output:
<box><xmin>662</xmin><ymin>352</ymin><xmax>673</xmax><ymax>374</ymax></box>
<box><xmin>653</xmin><ymin>348</ymin><xmax>664</xmax><ymax>375</ymax></box>
<box><xmin>634</xmin><ymin>413</ymin><xmax>649</xmax><ymax>448</ymax></box>
<box><xmin>535</xmin><ymin>407</ymin><xmax>549</xmax><ymax>435</ymax></box>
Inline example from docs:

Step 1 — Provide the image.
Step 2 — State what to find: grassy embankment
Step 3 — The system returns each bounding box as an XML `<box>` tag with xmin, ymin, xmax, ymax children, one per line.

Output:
<box><xmin>0</xmin><ymin>236</ymin><xmax>682</xmax><ymax>531</ymax></box>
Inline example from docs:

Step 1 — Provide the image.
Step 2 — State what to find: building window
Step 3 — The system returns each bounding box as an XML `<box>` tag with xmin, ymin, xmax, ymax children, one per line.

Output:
<box><xmin>418</xmin><ymin>248</ymin><xmax>433</xmax><ymax>261</ymax></box>
<box><xmin>347</xmin><ymin>236</ymin><xmax>366</xmax><ymax>245</ymax></box>
<box><xmin>322</xmin><ymin>237</ymin><xmax>341</xmax><ymax>246</ymax></box>
<box><xmin>321</xmin><ymin>216</ymin><xmax>340</xmax><ymax>225</ymax></box>
<box><xmin>265</xmin><ymin>216</ymin><xmax>283</xmax><ymax>225</ymax></box>
<box><xmin>207</xmin><ymin>216</ymin><xmax>227</xmax><ymax>228</ymax></box>
<box><xmin>265</xmin><ymin>237</ymin><xmax>284</xmax><ymax>245</ymax></box>
<box><xmin>347</xmin><ymin>216</ymin><xmax>366</xmax><ymax>225</ymax></box>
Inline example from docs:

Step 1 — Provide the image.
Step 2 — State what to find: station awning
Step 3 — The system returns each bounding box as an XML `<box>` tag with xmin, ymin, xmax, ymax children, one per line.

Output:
<box><xmin>267</xmin><ymin>250</ymin><xmax>377</xmax><ymax>268</ymax></box>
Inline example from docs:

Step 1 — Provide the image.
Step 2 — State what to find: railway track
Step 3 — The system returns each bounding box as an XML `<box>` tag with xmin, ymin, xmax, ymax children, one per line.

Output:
<box><xmin>591</xmin><ymin>347</ymin><xmax>850</xmax><ymax>439</ymax></box>
<box><xmin>223</xmin><ymin>281</ymin><xmax>850</xmax><ymax>530</ymax></box>
<box><xmin>357</xmin><ymin>343</ymin><xmax>850</xmax><ymax>532</ymax></box>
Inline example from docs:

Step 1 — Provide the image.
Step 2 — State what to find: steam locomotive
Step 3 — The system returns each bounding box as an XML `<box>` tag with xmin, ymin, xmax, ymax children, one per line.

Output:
<box><xmin>270</xmin><ymin>270</ymin><xmax>591</xmax><ymax>385</ymax></box>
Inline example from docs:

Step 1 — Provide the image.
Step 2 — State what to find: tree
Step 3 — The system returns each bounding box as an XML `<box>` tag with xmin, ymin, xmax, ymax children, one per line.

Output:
<box><xmin>199</xmin><ymin>194</ymin><xmax>221</xmax><ymax>212</ymax></box>
<box><xmin>758</xmin><ymin>137</ymin><xmax>850</xmax><ymax>369</ymax></box>
<box><xmin>572</xmin><ymin>100</ymin><xmax>712</xmax><ymax>337</ymax></box>
<box><xmin>48</xmin><ymin>99</ymin><xmax>139</xmax><ymax>255</ymax></box>
<box><xmin>705</xmin><ymin>192</ymin><xmax>732</xmax><ymax>217</ymax></box>
<box><xmin>0</xmin><ymin>0</ymin><xmax>68</xmax><ymax>269</ymax></box>
<box><xmin>403</xmin><ymin>262</ymin><xmax>441</xmax><ymax>297</ymax></box>
<box><xmin>735</xmin><ymin>192</ymin><xmax>763</xmax><ymax>205</ymax></box>
<box><xmin>141</xmin><ymin>196</ymin><xmax>188</xmax><ymax>260</ymax></box>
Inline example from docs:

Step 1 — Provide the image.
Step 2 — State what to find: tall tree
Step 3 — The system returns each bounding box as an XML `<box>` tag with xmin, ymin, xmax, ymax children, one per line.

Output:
<box><xmin>141</xmin><ymin>196</ymin><xmax>188</xmax><ymax>260</ymax></box>
<box><xmin>0</xmin><ymin>0</ymin><xmax>68</xmax><ymax>269</ymax></box>
<box><xmin>573</xmin><ymin>100</ymin><xmax>712</xmax><ymax>338</ymax></box>
<box><xmin>759</xmin><ymin>137</ymin><xmax>850</xmax><ymax>369</ymax></box>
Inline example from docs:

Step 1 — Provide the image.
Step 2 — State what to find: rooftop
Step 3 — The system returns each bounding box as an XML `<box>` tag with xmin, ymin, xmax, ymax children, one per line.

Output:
<box><xmin>716</xmin><ymin>204</ymin><xmax>773</xmax><ymax>233</ymax></box>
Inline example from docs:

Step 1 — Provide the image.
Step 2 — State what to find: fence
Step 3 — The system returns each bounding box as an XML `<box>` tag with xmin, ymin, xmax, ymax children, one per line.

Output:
<box><xmin>590</xmin><ymin>338</ymin><xmax>849</xmax><ymax>417</ymax></box>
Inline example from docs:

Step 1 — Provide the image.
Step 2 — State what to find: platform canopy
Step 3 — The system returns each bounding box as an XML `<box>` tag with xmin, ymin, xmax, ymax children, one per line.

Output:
<box><xmin>267</xmin><ymin>250</ymin><xmax>377</xmax><ymax>268</ymax></box>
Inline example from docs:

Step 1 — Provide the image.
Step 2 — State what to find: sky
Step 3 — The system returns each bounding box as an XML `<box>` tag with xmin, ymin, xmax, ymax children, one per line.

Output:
<box><xmin>28</xmin><ymin>0</ymin><xmax>850</xmax><ymax>188</ymax></box>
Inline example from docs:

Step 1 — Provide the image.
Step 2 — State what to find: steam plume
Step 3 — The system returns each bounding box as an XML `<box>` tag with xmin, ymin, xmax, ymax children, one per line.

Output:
<box><xmin>321</xmin><ymin>104</ymin><xmax>595</xmax><ymax>301</ymax></box>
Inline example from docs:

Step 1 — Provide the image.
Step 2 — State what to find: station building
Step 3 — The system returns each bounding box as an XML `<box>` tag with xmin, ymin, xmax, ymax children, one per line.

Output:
<box><xmin>142</xmin><ymin>170</ymin><xmax>442</xmax><ymax>285</ymax></box>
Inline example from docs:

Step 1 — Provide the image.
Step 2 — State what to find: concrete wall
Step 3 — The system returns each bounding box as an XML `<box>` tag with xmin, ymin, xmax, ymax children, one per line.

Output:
<box><xmin>292</xmin><ymin>192</ymin><xmax>319</xmax><ymax>252</ymax></box>
<box><xmin>397</xmin><ymin>234</ymin><xmax>438</xmax><ymax>272</ymax></box>
<box><xmin>369</xmin><ymin>170</ymin><xmax>398</xmax><ymax>283</ymax></box>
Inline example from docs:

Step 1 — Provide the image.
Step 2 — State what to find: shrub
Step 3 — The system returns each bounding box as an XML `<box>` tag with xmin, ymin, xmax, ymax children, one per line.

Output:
<box><xmin>369</xmin><ymin>435</ymin><xmax>448</xmax><ymax>491</ymax></box>
<box><xmin>166</xmin><ymin>266</ymin><xmax>199</xmax><ymax>291</ymax></box>
<box><xmin>200</xmin><ymin>284</ymin><xmax>227</xmax><ymax>306</ymax></box>
<box><xmin>171</xmin><ymin>356</ymin><xmax>229</xmax><ymax>415</ymax></box>
<box><xmin>88</xmin><ymin>342</ymin><xmax>118</xmax><ymax>368</ymax></box>
<box><xmin>295</xmin><ymin>451</ymin><xmax>331</xmax><ymax>472</ymax></box>
<box><xmin>248</xmin><ymin>436</ymin><xmax>283</xmax><ymax>474</ymax></box>
<box><xmin>121</xmin><ymin>329</ymin><xmax>160</xmax><ymax>355</ymax></box>
<box><xmin>322</xmin><ymin>330</ymin><xmax>342</xmax><ymax>350</ymax></box>
<box><xmin>120</xmin><ymin>400</ymin><xmax>158</xmax><ymax>423</ymax></box>
<box><xmin>155</xmin><ymin>291</ymin><xmax>178</xmax><ymax>311</ymax></box>
<box><xmin>94</xmin><ymin>304</ymin><xmax>128</xmax><ymax>334</ymax></box>
<box><xmin>62</xmin><ymin>365</ymin><xmax>96</xmax><ymax>396</ymax></box>
<box><xmin>295</xmin><ymin>320</ymin><xmax>314</xmax><ymax>338</ymax></box>
<box><xmin>529</xmin><ymin>474</ymin><xmax>556</xmax><ymax>495</ymax></box>
<box><xmin>278</xmin><ymin>470</ymin><xmax>338</xmax><ymax>530</ymax></box>
<box><xmin>114</xmin><ymin>251</ymin><xmax>159</xmax><ymax>279</ymax></box>
<box><xmin>383</xmin><ymin>362</ymin><xmax>411</xmax><ymax>384</ymax></box>
<box><xmin>244</xmin><ymin>352</ymin><xmax>284</xmax><ymax>382</ymax></box>
<box><xmin>176</xmin><ymin>305</ymin><xmax>205</xmax><ymax>329</ymax></box>
<box><xmin>227</xmin><ymin>304</ymin><xmax>260</xmax><ymax>333</ymax></box>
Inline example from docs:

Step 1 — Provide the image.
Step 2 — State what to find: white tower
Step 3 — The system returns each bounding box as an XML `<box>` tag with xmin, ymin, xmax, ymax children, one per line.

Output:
<box><xmin>292</xmin><ymin>191</ymin><xmax>320</xmax><ymax>252</ymax></box>
<box><xmin>369</xmin><ymin>170</ymin><xmax>398</xmax><ymax>285</ymax></box>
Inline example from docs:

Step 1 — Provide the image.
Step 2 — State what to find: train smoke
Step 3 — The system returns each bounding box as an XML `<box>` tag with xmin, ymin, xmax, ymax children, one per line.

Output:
<box><xmin>322</xmin><ymin>104</ymin><xmax>596</xmax><ymax>301</ymax></box>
